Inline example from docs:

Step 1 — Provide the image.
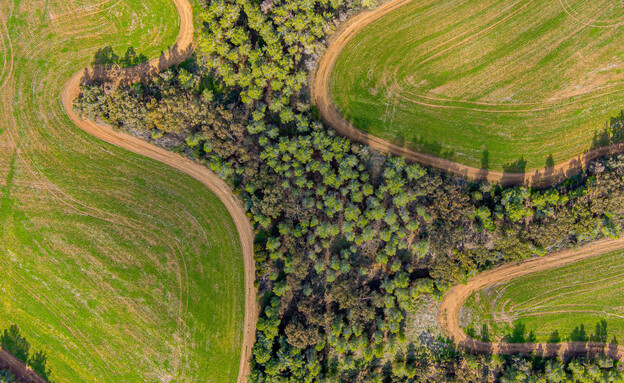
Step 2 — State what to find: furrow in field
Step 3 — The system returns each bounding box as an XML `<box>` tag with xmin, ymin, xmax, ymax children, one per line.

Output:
<box><xmin>58</xmin><ymin>0</ymin><xmax>258</xmax><ymax>381</ymax></box>
<box><xmin>438</xmin><ymin>237</ymin><xmax>624</xmax><ymax>359</ymax></box>
<box><xmin>313</xmin><ymin>0</ymin><xmax>624</xmax><ymax>186</ymax></box>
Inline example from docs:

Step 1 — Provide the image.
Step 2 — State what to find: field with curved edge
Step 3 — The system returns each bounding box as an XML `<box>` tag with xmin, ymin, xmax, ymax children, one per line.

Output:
<box><xmin>0</xmin><ymin>0</ymin><xmax>244</xmax><ymax>382</ymax></box>
<box><xmin>330</xmin><ymin>0</ymin><xmax>624</xmax><ymax>172</ymax></box>
<box><xmin>461</xmin><ymin>250</ymin><xmax>624</xmax><ymax>344</ymax></box>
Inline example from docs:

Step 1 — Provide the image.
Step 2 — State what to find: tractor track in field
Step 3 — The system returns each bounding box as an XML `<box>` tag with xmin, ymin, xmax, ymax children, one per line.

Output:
<box><xmin>59</xmin><ymin>0</ymin><xmax>257</xmax><ymax>382</ymax></box>
<box><xmin>312</xmin><ymin>0</ymin><xmax>624</xmax><ymax>187</ymax></box>
<box><xmin>438</xmin><ymin>237</ymin><xmax>624</xmax><ymax>360</ymax></box>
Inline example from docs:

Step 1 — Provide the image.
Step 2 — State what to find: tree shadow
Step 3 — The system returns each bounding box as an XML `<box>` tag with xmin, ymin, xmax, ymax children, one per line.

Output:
<box><xmin>502</xmin><ymin>157</ymin><xmax>527</xmax><ymax>174</ymax></box>
<box><xmin>475</xmin><ymin>148</ymin><xmax>490</xmax><ymax>183</ymax></box>
<box><xmin>91</xmin><ymin>46</ymin><xmax>148</xmax><ymax>68</ymax></box>
<box><xmin>591</xmin><ymin>110</ymin><xmax>624</xmax><ymax>150</ymax></box>
<box><xmin>464</xmin><ymin>320</ymin><xmax>620</xmax><ymax>362</ymax></box>
<box><xmin>607</xmin><ymin>336</ymin><xmax>619</xmax><ymax>359</ymax></box>
<box><xmin>499</xmin><ymin>157</ymin><xmax>527</xmax><ymax>185</ymax></box>
<box><xmin>82</xmin><ymin>41</ymin><xmax>195</xmax><ymax>87</ymax></box>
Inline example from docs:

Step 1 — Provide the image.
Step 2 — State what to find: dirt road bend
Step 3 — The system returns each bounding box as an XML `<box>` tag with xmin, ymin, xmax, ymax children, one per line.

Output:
<box><xmin>312</xmin><ymin>0</ymin><xmax>624</xmax><ymax>187</ymax></box>
<box><xmin>438</xmin><ymin>237</ymin><xmax>624</xmax><ymax>360</ymax></box>
<box><xmin>61</xmin><ymin>0</ymin><xmax>257</xmax><ymax>382</ymax></box>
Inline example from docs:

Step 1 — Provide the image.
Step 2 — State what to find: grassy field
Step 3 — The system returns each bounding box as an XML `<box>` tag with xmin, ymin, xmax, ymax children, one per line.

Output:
<box><xmin>330</xmin><ymin>0</ymin><xmax>624</xmax><ymax>171</ymax></box>
<box><xmin>0</xmin><ymin>0</ymin><xmax>244</xmax><ymax>382</ymax></box>
<box><xmin>461</xmin><ymin>250</ymin><xmax>624</xmax><ymax>343</ymax></box>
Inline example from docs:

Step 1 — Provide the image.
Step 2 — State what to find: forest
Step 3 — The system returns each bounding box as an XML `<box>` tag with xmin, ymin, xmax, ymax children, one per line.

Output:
<box><xmin>73</xmin><ymin>0</ymin><xmax>624</xmax><ymax>380</ymax></box>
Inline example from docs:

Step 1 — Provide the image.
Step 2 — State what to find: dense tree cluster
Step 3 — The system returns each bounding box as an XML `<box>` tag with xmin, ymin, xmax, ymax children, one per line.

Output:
<box><xmin>73</xmin><ymin>0</ymin><xmax>624</xmax><ymax>380</ymax></box>
<box><xmin>196</xmin><ymin>0</ymin><xmax>373</xmax><ymax>108</ymax></box>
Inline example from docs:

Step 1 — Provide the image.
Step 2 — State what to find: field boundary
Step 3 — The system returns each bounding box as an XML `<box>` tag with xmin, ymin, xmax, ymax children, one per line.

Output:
<box><xmin>60</xmin><ymin>0</ymin><xmax>257</xmax><ymax>382</ymax></box>
<box><xmin>438</xmin><ymin>237</ymin><xmax>624</xmax><ymax>359</ymax></box>
<box><xmin>0</xmin><ymin>350</ymin><xmax>47</xmax><ymax>383</ymax></box>
<box><xmin>311</xmin><ymin>0</ymin><xmax>624</xmax><ymax>187</ymax></box>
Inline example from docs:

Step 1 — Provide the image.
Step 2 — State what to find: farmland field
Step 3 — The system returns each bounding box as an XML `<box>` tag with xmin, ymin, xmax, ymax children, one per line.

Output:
<box><xmin>0</xmin><ymin>0</ymin><xmax>243</xmax><ymax>382</ymax></box>
<box><xmin>461</xmin><ymin>250</ymin><xmax>624</xmax><ymax>343</ymax></box>
<box><xmin>330</xmin><ymin>0</ymin><xmax>624</xmax><ymax>171</ymax></box>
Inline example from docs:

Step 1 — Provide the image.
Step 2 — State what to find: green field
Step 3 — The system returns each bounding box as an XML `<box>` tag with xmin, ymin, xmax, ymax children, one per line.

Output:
<box><xmin>0</xmin><ymin>0</ymin><xmax>243</xmax><ymax>381</ymax></box>
<box><xmin>461</xmin><ymin>250</ymin><xmax>624</xmax><ymax>343</ymax></box>
<box><xmin>330</xmin><ymin>0</ymin><xmax>624</xmax><ymax>171</ymax></box>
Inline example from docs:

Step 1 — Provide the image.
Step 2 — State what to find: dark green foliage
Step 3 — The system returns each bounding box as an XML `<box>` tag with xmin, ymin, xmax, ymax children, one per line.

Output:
<box><xmin>0</xmin><ymin>370</ymin><xmax>16</xmax><ymax>383</ymax></box>
<box><xmin>92</xmin><ymin>46</ymin><xmax>148</xmax><ymax>68</ymax></box>
<box><xmin>72</xmin><ymin>0</ymin><xmax>624</xmax><ymax>380</ymax></box>
<box><xmin>506</xmin><ymin>322</ymin><xmax>527</xmax><ymax>343</ymax></box>
<box><xmin>1</xmin><ymin>325</ymin><xmax>29</xmax><ymax>363</ymax></box>
<box><xmin>28</xmin><ymin>350</ymin><xmax>50</xmax><ymax>381</ymax></box>
<box><xmin>570</xmin><ymin>324</ymin><xmax>588</xmax><ymax>342</ymax></box>
<box><xmin>481</xmin><ymin>324</ymin><xmax>490</xmax><ymax>343</ymax></box>
<box><xmin>76</xmin><ymin>59</ymin><xmax>624</xmax><ymax>382</ymax></box>
<box><xmin>0</xmin><ymin>325</ymin><xmax>51</xmax><ymax>382</ymax></box>
<box><xmin>591</xmin><ymin>320</ymin><xmax>609</xmax><ymax>344</ymax></box>
<box><xmin>549</xmin><ymin>330</ymin><xmax>561</xmax><ymax>343</ymax></box>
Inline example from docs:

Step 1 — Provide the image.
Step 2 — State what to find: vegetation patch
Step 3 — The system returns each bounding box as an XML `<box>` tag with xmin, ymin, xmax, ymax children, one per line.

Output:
<box><xmin>74</xmin><ymin>0</ymin><xmax>624</xmax><ymax>379</ymax></box>
<box><xmin>331</xmin><ymin>0</ymin><xmax>624</xmax><ymax>171</ymax></box>
<box><xmin>462</xmin><ymin>250</ymin><xmax>624</xmax><ymax>343</ymax></box>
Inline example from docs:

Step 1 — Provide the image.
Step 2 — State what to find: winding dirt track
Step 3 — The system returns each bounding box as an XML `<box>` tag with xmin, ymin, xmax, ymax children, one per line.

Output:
<box><xmin>60</xmin><ymin>0</ymin><xmax>257</xmax><ymax>382</ymax></box>
<box><xmin>438</xmin><ymin>237</ymin><xmax>624</xmax><ymax>359</ymax></box>
<box><xmin>311</xmin><ymin>0</ymin><xmax>624</xmax><ymax>187</ymax></box>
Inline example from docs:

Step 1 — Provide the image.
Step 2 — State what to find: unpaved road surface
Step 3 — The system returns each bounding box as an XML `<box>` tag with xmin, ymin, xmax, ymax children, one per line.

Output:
<box><xmin>0</xmin><ymin>349</ymin><xmax>47</xmax><ymax>383</ymax></box>
<box><xmin>312</xmin><ymin>0</ymin><xmax>624</xmax><ymax>187</ymax></box>
<box><xmin>438</xmin><ymin>237</ymin><xmax>624</xmax><ymax>360</ymax></box>
<box><xmin>61</xmin><ymin>0</ymin><xmax>257</xmax><ymax>381</ymax></box>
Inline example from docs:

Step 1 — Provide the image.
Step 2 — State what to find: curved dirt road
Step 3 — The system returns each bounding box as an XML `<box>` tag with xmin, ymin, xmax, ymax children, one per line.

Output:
<box><xmin>438</xmin><ymin>237</ymin><xmax>624</xmax><ymax>360</ymax></box>
<box><xmin>60</xmin><ymin>0</ymin><xmax>257</xmax><ymax>382</ymax></box>
<box><xmin>312</xmin><ymin>0</ymin><xmax>624</xmax><ymax>187</ymax></box>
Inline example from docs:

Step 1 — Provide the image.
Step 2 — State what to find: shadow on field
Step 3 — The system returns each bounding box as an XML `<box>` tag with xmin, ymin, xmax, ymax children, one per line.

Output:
<box><xmin>82</xmin><ymin>42</ymin><xmax>194</xmax><ymax>86</ymax></box>
<box><xmin>461</xmin><ymin>320</ymin><xmax>623</xmax><ymax>361</ymax></box>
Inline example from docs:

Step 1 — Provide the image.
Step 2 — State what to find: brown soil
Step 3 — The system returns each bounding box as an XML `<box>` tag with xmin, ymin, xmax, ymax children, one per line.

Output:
<box><xmin>437</xmin><ymin>237</ymin><xmax>624</xmax><ymax>360</ymax></box>
<box><xmin>0</xmin><ymin>349</ymin><xmax>47</xmax><ymax>383</ymax></box>
<box><xmin>311</xmin><ymin>0</ymin><xmax>624</xmax><ymax>187</ymax></box>
<box><xmin>60</xmin><ymin>0</ymin><xmax>257</xmax><ymax>382</ymax></box>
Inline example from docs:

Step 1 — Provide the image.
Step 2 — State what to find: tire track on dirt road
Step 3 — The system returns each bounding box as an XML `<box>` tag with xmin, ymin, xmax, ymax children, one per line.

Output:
<box><xmin>60</xmin><ymin>0</ymin><xmax>257</xmax><ymax>381</ymax></box>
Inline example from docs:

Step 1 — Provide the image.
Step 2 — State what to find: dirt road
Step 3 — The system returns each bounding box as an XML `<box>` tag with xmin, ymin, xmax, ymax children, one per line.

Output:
<box><xmin>311</xmin><ymin>0</ymin><xmax>624</xmax><ymax>187</ymax></box>
<box><xmin>60</xmin><ymin>0</ymin><xmax>257</xmax><ymax>382</ymax></box>
<box><xmin>0</xmin><ymin>349</ymin><xmax>47</xmax><ymax>383</ymax></box>
<box><xmin>438</xmin><ymin>237</ymin><xmax>624</xmax><ymax>359</ymax></box>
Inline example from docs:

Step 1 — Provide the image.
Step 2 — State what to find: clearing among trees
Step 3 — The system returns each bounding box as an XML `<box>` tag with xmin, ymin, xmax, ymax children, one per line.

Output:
<box><xmin>461</xmin><ymin>250</ymin><xmax>624</xmax><ymax>344</ymax></box>
<box><xmin>330</xmin><ymin>0</ymin><xmax>624</xmax><ymax>171</ymax></box>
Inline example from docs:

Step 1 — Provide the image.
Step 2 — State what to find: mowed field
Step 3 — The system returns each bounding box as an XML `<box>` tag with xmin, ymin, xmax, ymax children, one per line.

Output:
<box><xmin>0</xmin><ymin>0</ymin><xmax>243</xmax><ymax>382</ymax></box>
<box><xmin>461</xmin><ymin>250</ymin><xmax>624</xmax><ymax>343</ymax></box>
<box><xmin>330</xmin><ymin>0</ymin><xmax>624</xmax><ymax>171</ymax></box>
